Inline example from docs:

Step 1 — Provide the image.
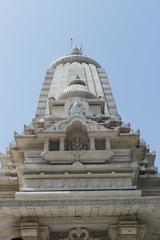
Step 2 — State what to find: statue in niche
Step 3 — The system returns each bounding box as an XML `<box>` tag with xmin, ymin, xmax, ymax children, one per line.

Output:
<box><xmin>68</xmin><ymin>101</ymin><xmax>86</xmax><ymax>115</ymax></box>
<box><xmin>67</xmin><ymin>137</ymin><xmax>88</xmax><ymax>151</ymax></box>
<box><xmin>65</xmin><ymin>120</ymin><xmax>89</xmax><ymax>151</ymax></box>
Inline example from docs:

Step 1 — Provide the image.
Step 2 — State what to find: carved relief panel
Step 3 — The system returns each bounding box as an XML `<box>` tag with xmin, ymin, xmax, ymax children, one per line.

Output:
<box><xmin>59</xmin><ymin>228</ymin><xmax>100</xmax><ymax>240</ymax></box>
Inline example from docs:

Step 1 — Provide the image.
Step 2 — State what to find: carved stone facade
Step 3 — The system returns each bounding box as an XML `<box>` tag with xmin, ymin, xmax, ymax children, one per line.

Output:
<box><xmin>0</xmin><ymin>47</ymin><xmax>160</xmax><ymax>239</ymax></box>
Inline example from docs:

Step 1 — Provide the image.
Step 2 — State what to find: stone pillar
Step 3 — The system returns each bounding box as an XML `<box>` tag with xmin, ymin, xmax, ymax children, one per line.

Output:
<box><xmin>89</xmin><ymin>136</ymin><xmax>95</xmax><ymax>150</ymax></box>
<box><xmin>105</xmin><ymin>137</ymin><xmax>111</xmax><ymax>150</ymax></box>
<box><xmin>108</xmin><ymin>225</ymin><xmax>118</xmax><ymax>240</ymax></box>
<box><xmin>44</xmin><ymin>138</ymin><xmax>49</xmax><ymax>152</ymax></box>
<box><xmin>118</xmin><ymin>219</ymin><xmax>146</xmax><ymax>240</ymax></box>
<box><xmin>59</xmin><ymin>137</ymin><xmax>65</xmax><ymax>151</ymax></box>
<box><xmin>108</xmin><ymin>218</ymin><xmax>146</xmax><ymax>240</ymax></box>
<box><xmin>20</xmin><ymin>223</ymin><xmax>39</xmax><ymax>240</ymax></box>
<box><xmin>118</xmin><ymin>220</ymin><xmax>137</xmax><ymax>240</ymax></box>
<box><xmin>20</xmin><ymin>223</ymin><xmax>49</xmax><ymax>240</ymax></box>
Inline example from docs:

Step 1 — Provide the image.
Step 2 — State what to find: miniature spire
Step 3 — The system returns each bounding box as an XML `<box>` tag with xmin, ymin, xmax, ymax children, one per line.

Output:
<box><xmin>74</xmin><ymin>74</ymin><xmax>81</xmax><ymax>80</ymax></box>
<box><xmin>68</xmin><ymin>74</ymin><xmax>86</xmax><ymax>86</ymax></box>
<box><xmin>69</xmin><ymin>40</ymin><xmax>83</xmax><ymax>55</ymax></box>
<box><xmin>69</xmin><ymin>46</ymin><xmax>82</xmax><ymax>55</ymax></box>
<box><xmin>79</xmin><ymin>44</ymin><xmax>83</xmax><ymax>55</ymax></box>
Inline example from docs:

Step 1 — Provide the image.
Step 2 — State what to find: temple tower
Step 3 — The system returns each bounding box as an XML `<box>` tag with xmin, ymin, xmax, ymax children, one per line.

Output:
<box><xmin>0</xmin><ymin>47</ymin><xmax>160</xmax><ymax>240</ymax></box>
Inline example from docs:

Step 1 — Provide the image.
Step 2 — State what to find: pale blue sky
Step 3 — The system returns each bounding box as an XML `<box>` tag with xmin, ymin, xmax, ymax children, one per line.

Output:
<box><xmin>0</xmin><ymin>0</ymin><xmax>160</xmax><ymax>167</ymax></box>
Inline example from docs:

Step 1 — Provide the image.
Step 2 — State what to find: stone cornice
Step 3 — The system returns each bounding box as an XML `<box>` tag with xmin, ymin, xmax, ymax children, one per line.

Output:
<box><xmin>0</xmin><ymin>196</ymin><xmax>160</xmax><ymax>207</ymax></box>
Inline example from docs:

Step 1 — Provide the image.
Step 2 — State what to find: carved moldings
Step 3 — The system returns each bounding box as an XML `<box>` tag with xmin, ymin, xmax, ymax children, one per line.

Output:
<box><xmin>45</xmin><ymin>115</ymin><xmax>108</xmax><ymax>133</ymax></box>
<box><xmin>21</xmin><ymin>175</ymin><xmax>133</xmax><ymax>191</ymax></box>
<box><xmin>60</xmin><ymin>228</ymin><xmax>100</xmax><ymax>240</ymax></box>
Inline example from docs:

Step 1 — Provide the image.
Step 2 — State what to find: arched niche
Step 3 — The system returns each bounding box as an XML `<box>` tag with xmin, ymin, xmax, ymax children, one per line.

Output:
<box><xmin>65</xmin><ymin>120</ymin><xmax>89</xmax><ymax>150</ymax></box>
<box><xmin>95</xmin><ymin>138</ymin><xmax>105</xmax><ymax>150</ymax></box>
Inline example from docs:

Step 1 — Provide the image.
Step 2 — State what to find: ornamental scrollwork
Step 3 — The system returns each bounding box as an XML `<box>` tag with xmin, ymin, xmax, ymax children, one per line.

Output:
<box><xmin>60</xmin><ymin>228</ymin><xmax>100</xmax><ymax>240</ymax></box>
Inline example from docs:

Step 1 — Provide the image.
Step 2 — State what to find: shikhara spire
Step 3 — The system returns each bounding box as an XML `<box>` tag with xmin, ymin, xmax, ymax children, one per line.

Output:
<box><xmin>36</xmin><ymin>47</ymin><xmax>118</xmax><ymax>118</ymax></box>
<box><xmin>0</xmin><ymin>47</ymin><xmax>159</xmax><ymax>239</ymax></box>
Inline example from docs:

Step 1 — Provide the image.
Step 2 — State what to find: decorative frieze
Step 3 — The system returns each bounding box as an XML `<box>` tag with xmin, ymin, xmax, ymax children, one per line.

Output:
<box><xmin>20</xmin><ymin>175</ymin><xmax>134</xmax><ymax>191</ymax></box>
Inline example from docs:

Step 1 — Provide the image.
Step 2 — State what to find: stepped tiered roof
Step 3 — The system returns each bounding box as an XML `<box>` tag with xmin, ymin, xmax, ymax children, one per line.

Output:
<box><xmin>0</xmin><ymin>47</ymin><xmax>160</xmax><ymax>240</ymax></box>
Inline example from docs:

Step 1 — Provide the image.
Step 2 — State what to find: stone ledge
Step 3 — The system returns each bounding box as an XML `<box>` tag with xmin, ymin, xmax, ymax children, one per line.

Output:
<box><xmin>15</xmin><ymin>190</ymin><xmax>141</xmax><ymax>201</ymax></box>
<box><xmin>0</xmin><ymin>195</ymin><xmax>160</xmax><ymax>206</ymax></box>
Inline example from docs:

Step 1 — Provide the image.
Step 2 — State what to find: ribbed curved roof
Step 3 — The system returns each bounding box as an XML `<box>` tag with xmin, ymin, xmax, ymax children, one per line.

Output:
<box><xmin>58</xmin><ymin>75</ymin><xmax>96</xmax><ymax>100</ymax></box>
<box><xmin>58</xmin><ymin>84</ymin><xmax>96</xmax><ymax>100</ymax></box>
<box><xmin>49</xmin><ymin>54</ymin><xmax>101</xmax><ymax>70</ymax></box>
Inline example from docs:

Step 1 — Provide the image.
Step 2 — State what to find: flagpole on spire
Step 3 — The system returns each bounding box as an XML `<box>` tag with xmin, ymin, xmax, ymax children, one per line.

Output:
<box><xmin>80</xmin><ymin>44</ymin><xmax>83</xmax><ymax>55</ymax></box>
<box><xmin>70</xmin><ymin>38</ymin><xmax>73</xmax><ymax>48</ymax></box>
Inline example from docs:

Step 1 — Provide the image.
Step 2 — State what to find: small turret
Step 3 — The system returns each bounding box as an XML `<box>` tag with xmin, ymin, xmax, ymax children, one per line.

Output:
<box><xmin>69</xmin><ymin>46</ymin><xmax>83</xmax><ymax>55</ymax></box>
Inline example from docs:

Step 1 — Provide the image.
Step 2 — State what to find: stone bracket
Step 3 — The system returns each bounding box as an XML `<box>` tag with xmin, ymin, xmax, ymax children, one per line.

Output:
<box><xmin>108</xmin><ymin>217</ymin><xmax>146</xmax><ymax>240</ymax></box>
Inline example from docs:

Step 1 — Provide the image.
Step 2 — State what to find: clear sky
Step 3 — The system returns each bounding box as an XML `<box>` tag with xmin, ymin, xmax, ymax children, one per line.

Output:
<box><xmin>0</xmin><ymin>0</ymin><xmax>160</xmax><ymax>168</ymax></box>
